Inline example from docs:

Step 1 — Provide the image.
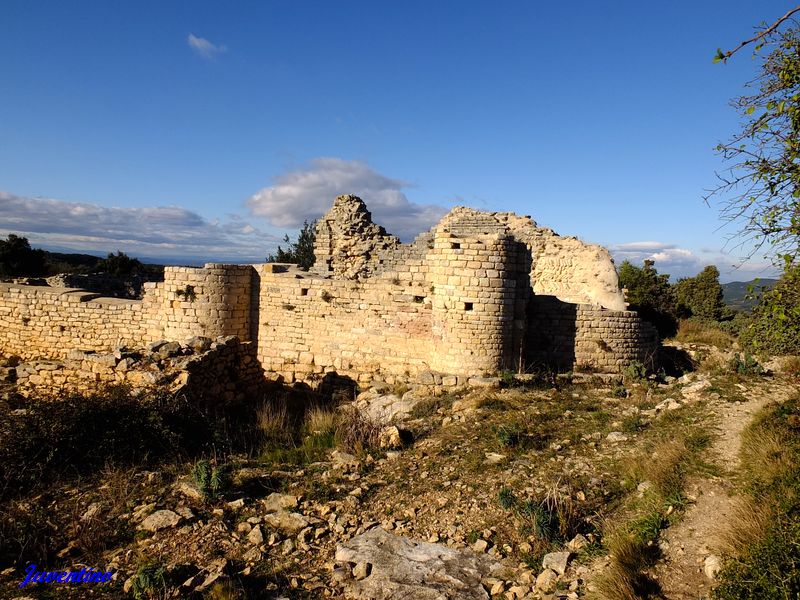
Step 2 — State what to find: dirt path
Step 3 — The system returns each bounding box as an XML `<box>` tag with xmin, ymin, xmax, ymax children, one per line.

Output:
<box><xmin>653</xmin><ymin>379</ymin><xmax>797</xmax><ymax>599</ymax></box>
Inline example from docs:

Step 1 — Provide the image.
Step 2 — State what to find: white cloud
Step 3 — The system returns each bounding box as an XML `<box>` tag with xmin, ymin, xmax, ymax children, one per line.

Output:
<box><xmin>187</xmin><ymin>33</ymin><xmax>227</xmax><ymax>59</ymax></box>
<box><xmin>0</xmin><ymin>192</ymin><xmax>274</xmax><ymax>263</ymax></box>
<box><xmin>247</xmin><ymin>158</ymin><xmax>449</xmax><ymax>240</ymax></box>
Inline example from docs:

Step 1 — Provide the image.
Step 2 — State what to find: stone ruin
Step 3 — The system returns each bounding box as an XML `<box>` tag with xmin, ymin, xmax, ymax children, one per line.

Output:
<box><xmin>0</xmin><ymin>195</ymin><xmax>658</xmax><ymax>395</ymax></box>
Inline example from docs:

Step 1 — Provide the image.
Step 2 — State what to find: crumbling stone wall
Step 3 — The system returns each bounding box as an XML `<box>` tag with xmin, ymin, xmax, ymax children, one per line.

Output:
<box><xmin>0</xmin><ymin>283</ymin><xmax>148</xmax><ymax>359</ymax></box>
<box><xmin>311</xmin><ymin>195</ymin><xmax>400</xmax><ymax>280</ymax></box>
<box><xmin>0</xmin><ymin>195</ymin><xmax>658</xmax><ymax>387</ymax></box>
<box><xmin>13</xmin><ymin>336</ymin><xmax>265</xmax><ymax>401</ymax></box>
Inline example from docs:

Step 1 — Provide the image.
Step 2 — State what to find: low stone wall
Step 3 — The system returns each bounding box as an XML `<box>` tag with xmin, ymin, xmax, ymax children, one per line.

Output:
<box><xmin>526</xmin><ymin>296</ymin><xmax>659</xmax><ymax>372</ymax></box>
<box><xmin>13</xmin><ymin>336</ymin><xmax>265</xmax><ymax>402</ymax></box>
<box><xmin>0</xmin><ymin>283</ymin><xmax>148</xmax><ymax>360</ymax></box>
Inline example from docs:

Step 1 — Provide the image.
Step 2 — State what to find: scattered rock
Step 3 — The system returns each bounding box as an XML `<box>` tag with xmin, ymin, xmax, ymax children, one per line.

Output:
<box><xmin>247</xmin><ymin>525</ymin><xmax>264</xmax><ymax>545</ymax></box>
<box><xmin>264</xmin><ymin>511</ymin><xmax>313</xmax><ymax>534</ymax></box>
<box><xmin>605</xmin><ymin>431</ymin><xmax>628</xmax><ymax>443</ymax></box>
<box><xmin>352</xmin><ymin>561</ymin><xmax>371</xmax><ymax>580</ymax></box>
<box><xmin>379</xmin><ymin>425</ymin><xmax>405</xmax><ymax>449</ymax></box>
<box><xmin>263</xmin><ymin>492</ymin><xmax>299</xmax><ymax>513</ymax></box>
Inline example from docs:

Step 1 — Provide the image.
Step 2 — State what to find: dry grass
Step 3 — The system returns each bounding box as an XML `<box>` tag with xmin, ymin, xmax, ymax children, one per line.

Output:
<box><xmin>256</xmin><ymin>400</ymin><xmax>291</xmax><ymax>445</ymax></box>
<box><xmin>593</xmin><ymin>527</ymin><xmax>658</xmax><ymax>600</ymax></box>
<box><xmin>740</xmin><ymin>426</ymin><xmax>793</xmax><ymax>488</ymax></box>
<box><xmin>676</xmin><ymin>320</ymin><xmax>736</xmax><ymax>349</ymax></box>
<box><xmin>305</xmin><ymin>406</ymin><xmax>338</xmax><ymax>437</ymax></box>
<box><xmin>335</xmin><ymin>407</ymin><xmax>382</xmax><ymax>454</ymax></box>
<box><xmin>715</xmin><ymin>495</ymin><xmax>773</xmax><ymax>557</ymax></box>
<box><xmin>779</xmin><ymin>355</ymin><xmax>800</xmax><ymax>378</ymax></box>
<box><xmin>624</xmin><ymin>438</ymin><xmax>688</xmax><ymax>499</ymax></box>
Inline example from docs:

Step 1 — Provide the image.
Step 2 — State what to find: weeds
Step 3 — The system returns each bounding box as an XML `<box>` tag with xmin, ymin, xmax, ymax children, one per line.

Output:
<box><xmin>729</xmin><ymin>352</ymin><xmax>765</xmax><ymax>376</ymax></box>
<box><xmin>131</xmin><ymin>561</ymin><xmax>168</xmax><ymax>600</ymax></box>
<box><xmin>192</xmin><ymin>459</ymin><xmax>231</xmax><ymax>500</ymax></box>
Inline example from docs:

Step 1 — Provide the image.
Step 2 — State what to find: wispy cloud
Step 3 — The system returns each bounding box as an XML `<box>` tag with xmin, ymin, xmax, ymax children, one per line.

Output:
<box><xmin>609</xmin><ymin>240</ymin><xmax>780</xmax><ymax>281</ymax></box>
<box><xmin>187</xmin><ymin>33</ymin><xmax>227</xmax><ymax>60</ymax></box>
<box><xmin>247</xmin><ymin>157</ymin><xmax>449</xmax><ymax>240</ymax></box>
<box><xmin>0</xmin><ymin>192</ymin><xmax>274</xmax><ymax>263</ymax></box>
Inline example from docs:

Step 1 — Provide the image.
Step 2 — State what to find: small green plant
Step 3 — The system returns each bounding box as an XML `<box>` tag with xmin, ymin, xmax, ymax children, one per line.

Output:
<box><xmin>192</xmin><ymin>459</ymin><xmax>231</xmax><ymax>499</ymax></box>
<box><xmin>131</xmin><ymin>562</ymin><xmax>167</xmax><ymax>600</ymax></box>
<box><xmin>175</xmin><ymin>285</ymin><xmax>197</xmax><ymax>301</ymax></box>
<box><xmin>495</xmin><ymin>423</ymin><xmax>522</xmax><ymax>448</ymax></box>
<box><xmin>498</xmin><ymin>487</ymin><xmax>517</xmax><ymax>510</ymax></box>
<box><xmin>499</xmin><ymin>369</ymin><xmax>518</xmax><ymax>387</ymax></box>
<box><xmin>612</xmin><ymin>382</ymin><xmax>628</xmax><ymax>398</ymax></box>
<box><xmin>320</xmin><ymin>290</ymin><xmax>333</xmax><ymax>302</ymax></box>
<box><xmin>622</xmin><ymin>361</ymin><xmax>647</xmax><ymax>382</ymax></box>
<box><xmin>729</xmin><ymin>352</ymin><xmax>765</xmax><ymax>376</ymax></box>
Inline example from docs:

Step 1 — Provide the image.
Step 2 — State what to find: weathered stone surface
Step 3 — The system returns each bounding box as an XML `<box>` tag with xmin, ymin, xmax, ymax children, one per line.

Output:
<box><xmin>334</xmin><ymin>527</ymin><xmax>501</xmax><ymax>599</ymax></box>
<box><xmin>263</xmin><ymin>511</ymin><xmax>313</xmax><ymax>534</ymax></box>
<box><xmin>139</xmin><ymin>509</ymin><xmax>182</xmax><ymax>532</ymax></box>
<box><xmin>263</xmin><ymin>492</ymin><xmax>299</xmax><ymax>513</ymax></box>
<box><xmin>542</xmin><ymin>551</ymin><xmax>571</xmax><ymax>576</ymax></box>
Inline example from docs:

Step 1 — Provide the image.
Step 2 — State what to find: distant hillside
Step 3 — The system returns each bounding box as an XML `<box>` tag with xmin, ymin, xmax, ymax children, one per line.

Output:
<box><xmin>721</xmin><ymin>278</ymin><xmax>778</xmax><ymax>311</ymax></box>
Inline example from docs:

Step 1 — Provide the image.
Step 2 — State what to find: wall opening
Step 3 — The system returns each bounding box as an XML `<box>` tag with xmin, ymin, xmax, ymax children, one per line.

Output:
<box><xmin>464</xmin><ymin>302</ymin><xmax>473</xmax><ymax>311</ymax></box>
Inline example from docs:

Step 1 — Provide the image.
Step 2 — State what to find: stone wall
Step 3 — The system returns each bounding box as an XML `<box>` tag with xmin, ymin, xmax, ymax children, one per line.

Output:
<box><xmin>0</xmin><ymin>283</ymin><xmax>148</xmax><ymax>360</ymax></box>
<box><xmin>0</xmin><ymin>195</ymin><xmax>660</xmax><ymax>387</ymax></box>
<box><xmin>525</xmin><ymin>296</ymin><xmax>659</xmax><ymax>372</ymax></box>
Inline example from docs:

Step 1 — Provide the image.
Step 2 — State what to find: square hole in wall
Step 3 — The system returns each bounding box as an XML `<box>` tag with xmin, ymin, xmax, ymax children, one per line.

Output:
<box><xmin>464</xmin><ymin>302</ymin><xmax>474</xmax><ymax>311</ymax></box>
<box><xmin>300</xmin><ymin>288</ymin><xmax>308</xmax><ymax>296</ymax></box>
<box><xmin>451</xmin><ymin>242</ymin><xmax>461</xmax><ymax>249</ymax></box>
<box><xmin>413</xmin><ymin>296</ymin><xmax>424</xmax><ymax>303</ymax></box>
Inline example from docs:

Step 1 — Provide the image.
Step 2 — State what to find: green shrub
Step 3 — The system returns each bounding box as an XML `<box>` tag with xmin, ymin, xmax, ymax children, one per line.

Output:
<box><xmin>739</xmin><ymin>264</ymin><xmax>800</xmax><ymax>356</ymax></box>
<box><xmin>131</xmin><ymin>562</ymin><xmax>167</xmax><ymax>600</ymax></box>
<box><xmin>192</xmin><ymin>460</ymin><xmax>231</xmax><ymax>499</ymax></box>
<box><xmin>729</xmin><ymin>352</ymin><xmax>765</xmax><ymax>376</ymax></box>
<box><xmin>622</xmin><ymin>361</ymin><xmax>647</xmax><ymax>382</ymax></box>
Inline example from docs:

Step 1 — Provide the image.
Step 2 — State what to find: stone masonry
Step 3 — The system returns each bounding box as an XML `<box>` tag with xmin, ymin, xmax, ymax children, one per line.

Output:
<box><xmin>0</xmin><ymin>195</ymin><xmax>658</xmax><ymax>392</ymax></box>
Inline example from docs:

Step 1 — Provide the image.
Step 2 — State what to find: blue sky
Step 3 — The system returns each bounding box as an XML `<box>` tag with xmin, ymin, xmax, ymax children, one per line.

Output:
<box><xmin>0</xmin><ymin>1</ymin><xmax>792</xmax><ymax>280</ymax></box>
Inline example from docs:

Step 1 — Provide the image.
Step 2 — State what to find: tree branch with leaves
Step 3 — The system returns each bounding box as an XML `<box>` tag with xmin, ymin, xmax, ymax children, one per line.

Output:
<box><xmin>707</xmin><ymin>9</ymin><xmax>800</xmax><ymax>267</ymax></box>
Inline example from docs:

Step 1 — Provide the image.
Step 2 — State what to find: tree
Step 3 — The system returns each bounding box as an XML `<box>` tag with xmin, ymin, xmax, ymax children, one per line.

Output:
<box><xmin>739</xmin><ymin>263</ymin><xmax>800</xmax><ymax>355</ymax></box>
<box><xmin>617</xmin><ymin>259</ymin><xmax>678</xmax><ymax>337</ymax></box>
<box><xmin>707</xmin><ymin>8</ymin><xmax>800</xmax><ymax>265</ymax></box>
<box><xmin>0</xmin><ymin>234</ymin><xmax>46</xmax><ymax>277</ymax></box>
<box><xmin>96</xmin><ymin>251</ymin><xmax>142</xmax><ymax>278</ymax></box>
<box><xmin>710</xmin><ymin>8</ymin><xmax>800</xmax><ymax>355</ymax></box>
<box><xmin>673</xmin><ymin>265</ymin><xmax>727</xmax><ymax>321</ymax></box>
<box><xmin>267</xmin><ymin>220</ymin><xmax>316</xmax><ymax>270</ymax></box>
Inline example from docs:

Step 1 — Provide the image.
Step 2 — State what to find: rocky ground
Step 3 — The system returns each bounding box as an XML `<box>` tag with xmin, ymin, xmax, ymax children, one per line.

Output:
<box><xmin>1</xmin><ymin>343</ymin><xmax>798</xmax><ymax>599</ymax></box>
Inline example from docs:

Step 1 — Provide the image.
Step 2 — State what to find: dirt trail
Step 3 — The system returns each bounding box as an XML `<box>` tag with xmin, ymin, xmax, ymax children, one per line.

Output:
<box><xmin>654</xmin><ymin>380</ymin><xmax>797</xmax><ymax>599</ymax></box>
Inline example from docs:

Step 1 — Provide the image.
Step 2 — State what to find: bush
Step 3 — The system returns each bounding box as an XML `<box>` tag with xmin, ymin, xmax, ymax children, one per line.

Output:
<box><xmin>729</xmin><ymin>352</ymin><xmax>765</xmax><ymax>376</ymax></box>
<box><xmin>618</xmin><ymin>259</ymin><xmax>678</xmax><ymax>338</ymax></box>
<box><xmin>192</xmin><ymin>460</ymin><xmax>231</xmax><ymax>500</ymax></box>
<box><xmin>739</xmin><ymin>263</ymin><xmax>800</xmax><ymax>356</ymax></box>
<box><xmin>0</xmin><ymin>386</ymin><xmax>220</xmax><ymax>500</ymax></box>
<box><xmin>622</xmin><ymin>361</ymin><xmax>647</xmax><ymax>382</ymax></box>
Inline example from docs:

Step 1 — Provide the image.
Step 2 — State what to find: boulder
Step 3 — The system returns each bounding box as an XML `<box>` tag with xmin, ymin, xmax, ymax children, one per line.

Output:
<box><xmin>334</xmin><ymin>526</ymin><xmax>501</xmax><ymax>599</ymax></box>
